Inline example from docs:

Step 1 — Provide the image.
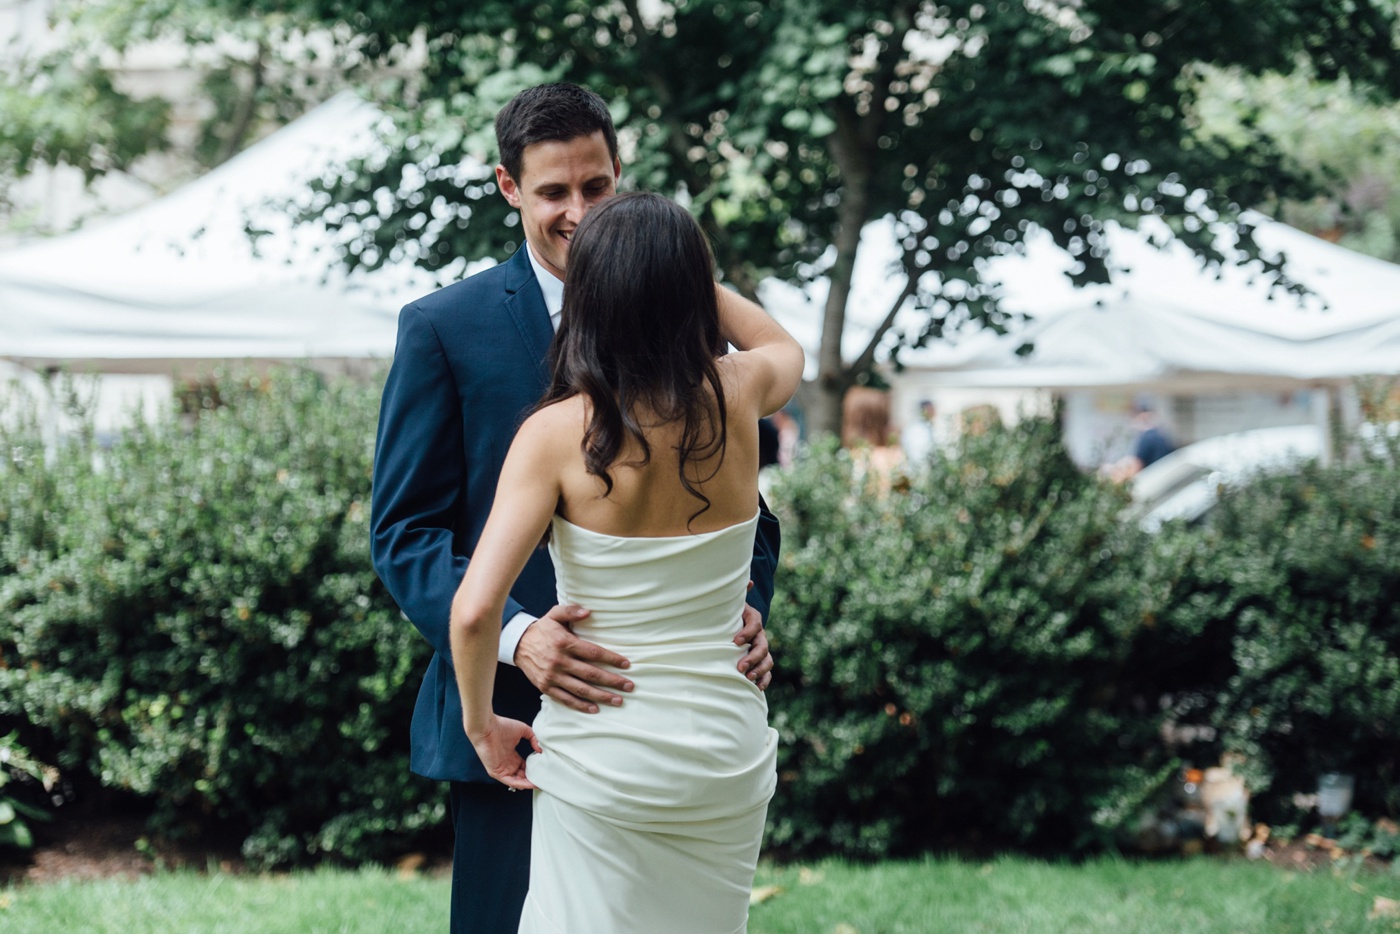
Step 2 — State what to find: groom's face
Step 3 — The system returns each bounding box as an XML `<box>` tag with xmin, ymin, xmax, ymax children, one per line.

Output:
<box><xmin>496</xmin><ymin>130</ymin><xmax>620</xmax><ymax>282</ymax></box>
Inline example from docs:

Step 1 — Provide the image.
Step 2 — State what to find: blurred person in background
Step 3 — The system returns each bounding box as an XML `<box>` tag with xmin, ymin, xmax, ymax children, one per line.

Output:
<box><xmin>842</xmin><ymin>385</ymin><xmax>904</xmax><ymax>486</ymax></box>
<box><xmin>900</xmin><ymin>398</ymin><xmax>940</xmax><ymax>467</ymax></box>
<box><xmin>1106</xmin><ymin>398</ymin><xmax>1177</xmax><ymax>481</ymax></box>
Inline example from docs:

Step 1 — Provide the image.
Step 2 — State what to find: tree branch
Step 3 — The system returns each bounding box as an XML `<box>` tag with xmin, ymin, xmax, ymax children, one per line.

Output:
<box><xmin>218</xmin><ymin>39</ymin><xmax>267</xmax><ymax>165</ymax></box>
<box><xmin>848</xmin><ymin>275</ymin><xmax>919</xmax><ymax>379</ymax></box>
<box><xmin>619</xmin><ymin>0</ymin><xmax>706</xmax><ymax>194</ymax></box>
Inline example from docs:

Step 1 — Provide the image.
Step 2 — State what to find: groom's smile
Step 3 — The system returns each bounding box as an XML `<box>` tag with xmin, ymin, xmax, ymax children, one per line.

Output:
<box><xmin>496</xmin><ymin>130</ymin><xmax>621</xmax><ymax>283</ymax></box>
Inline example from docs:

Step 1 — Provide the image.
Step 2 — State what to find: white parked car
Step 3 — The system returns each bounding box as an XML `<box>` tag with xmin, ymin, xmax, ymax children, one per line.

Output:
<box><xmin>1128</xmin><ymin>425</ymin><xmax>1323</xmax><ymax>530</ymax></box>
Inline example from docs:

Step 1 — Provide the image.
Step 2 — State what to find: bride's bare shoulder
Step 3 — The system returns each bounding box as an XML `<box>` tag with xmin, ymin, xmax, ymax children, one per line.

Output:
<box><xmin>516</xmin><ymin>396</ymin><xmax>586</xmax><ymax>449</ymax></box>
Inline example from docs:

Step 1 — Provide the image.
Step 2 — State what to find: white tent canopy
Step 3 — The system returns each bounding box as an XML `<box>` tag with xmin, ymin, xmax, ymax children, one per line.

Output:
<box><xmin>5</xmin><ymin>89</ymin><xmax>1399</xmax><ymax>397</ymax></box>
<box><xmin>0</xmin><ymin>93</ymin><xmax>445</xmax><ymax>375</ymax></box>
<box><xmin>759</xmin><ymin>212</ymin><xmax>1400</xmax><ymax>392</ymax></box>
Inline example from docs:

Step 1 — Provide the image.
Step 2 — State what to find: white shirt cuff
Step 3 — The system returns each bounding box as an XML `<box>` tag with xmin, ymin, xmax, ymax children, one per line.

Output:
<box><xmin>499</xmin><ymin>611</ymin><xmax>537</xmax><ymax>666</ymax></box>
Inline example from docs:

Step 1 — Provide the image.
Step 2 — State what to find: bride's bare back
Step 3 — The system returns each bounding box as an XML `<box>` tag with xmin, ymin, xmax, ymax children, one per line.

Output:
<box><xmin>543</xmin><ymin>359</ymin><xmax>764</xmax><ymax>538</ymax></box>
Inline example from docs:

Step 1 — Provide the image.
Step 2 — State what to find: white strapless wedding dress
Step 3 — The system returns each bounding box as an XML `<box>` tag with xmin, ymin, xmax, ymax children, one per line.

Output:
<box><xmin>519</xmin><ymin>511</ymin><xmax>778</xmax><ymax>934</ymax></box>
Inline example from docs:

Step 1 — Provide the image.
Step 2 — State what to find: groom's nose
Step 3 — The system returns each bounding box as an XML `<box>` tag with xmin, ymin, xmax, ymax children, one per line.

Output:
<box><xmin>563</xmin><ymin>191</ymin><xmax>587</xmax><ymax>224</ymax></box>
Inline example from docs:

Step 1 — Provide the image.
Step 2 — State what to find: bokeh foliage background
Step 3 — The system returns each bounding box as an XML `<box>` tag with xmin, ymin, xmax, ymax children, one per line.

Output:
<box><xmin>2</xmin><ymin>374</ymin><xmax>1395</xmax><ymax>865</ymax></box>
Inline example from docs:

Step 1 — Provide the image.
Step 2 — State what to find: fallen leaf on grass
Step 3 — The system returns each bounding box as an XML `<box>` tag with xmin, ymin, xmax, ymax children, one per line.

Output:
<box><xmin>750</xmin><ymin>885</ymin><xmax>785</xmax><ymax>905</ymax></box>
<box><xmin>833</xmin><ymin>924</ymin><xmax>860</xmax><ymax>934</ymax></box>
<box><xmin>1369</xmin><ymin>896</ymin><xmax>1400</xmax><ymax>921</ymax></box>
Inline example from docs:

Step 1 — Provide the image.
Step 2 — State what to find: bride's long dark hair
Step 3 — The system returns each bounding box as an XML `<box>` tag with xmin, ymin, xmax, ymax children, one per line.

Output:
<box><xmin>539</xmin><ymin>191</ymin><xmax>728</xmax><ymax>519</ymax></box>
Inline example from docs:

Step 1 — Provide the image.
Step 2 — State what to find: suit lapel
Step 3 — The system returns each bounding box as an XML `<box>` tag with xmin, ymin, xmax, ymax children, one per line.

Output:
<box><xmin>502</xmin><ymin>247</ymin><xmax>555</xmax><ymax>386</ymax></box>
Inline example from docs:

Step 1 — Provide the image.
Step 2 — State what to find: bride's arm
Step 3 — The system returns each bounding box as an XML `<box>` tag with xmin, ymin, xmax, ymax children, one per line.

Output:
<box><xmin>713</xmin><ymin>285</ymin><xmax>801</xmax><ymax>691</ymax></box>
<box><xmin>714</xmin><ymin>285</ymin><xmax>804</xmax><ymax>416</ymax></box>
<box><xmin>449</xmin><ymin>408</ymin><xmax>565</xmax><ymax>789</ymax></box>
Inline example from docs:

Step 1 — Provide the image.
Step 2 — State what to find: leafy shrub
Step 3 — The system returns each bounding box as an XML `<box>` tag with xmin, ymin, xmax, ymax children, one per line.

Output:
<box><xmin>0</xmin><ymin>369</ymin><xmax>440</xmax><ymax>867</ymax></box>
<box><xmin>1159</xmin><ymin>450</ymin><xmax>1400</xmax><ymax>824</ymax></box>
<box><xmin>764</xmin><ymin>422</ymin><xmax>1178</xmax><ymax>858</ymax></box>
<box><xmin>4</xmin><ymin>369</ymin><xmax>1394</xmax><ymax>866</ymax></box>
<box><xmin>0</xmin><ymin>731</ymin><xmax>51</xmax><ymax>850</ymax></box>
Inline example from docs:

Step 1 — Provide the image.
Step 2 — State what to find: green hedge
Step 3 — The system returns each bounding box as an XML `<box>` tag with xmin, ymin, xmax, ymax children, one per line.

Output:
<box><xmin>764</xmin><ymin>425</ymin><xmax>1175</xmax><ymax>857</ymax></box>
<box><xmin>2</xmin><ymin>373</ymin><xmax>1396</xmax><ymax>864</ymax></box>
<box><xmin>0</xmin><ymin>370</ymin><xmax>438</xmax><ymax>867</ymax></box>
<box><xmin>765</xmin><ymin>423</ymin><xmax>1400</xmax><ymax>857</ymax></box>
<box><xmin>1156</xmin><ymin>449</ymin><xmax>1400</xmax><ymax>825</ymax></box>
<box><xmin>0</xmin><ymin>731</ymin><xmax>51</xmax><ymax>851</ymax></box>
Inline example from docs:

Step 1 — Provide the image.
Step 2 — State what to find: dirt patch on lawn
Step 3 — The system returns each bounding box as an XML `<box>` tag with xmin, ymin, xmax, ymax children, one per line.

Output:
<box><xmin>1260</xmin><ymin>836</ymin><xmax>1394</xmax><ymax>874</ymax></box>
<box><xmin>0</xmin><ymin>805</ymin><xmax>246</xmax><ymax>885</ymax></box>
<box><xmin>1</xmin><ymin>803</ymin><xmax>453</xmax><ymax>885</ymax></box>
<box><xmin>3</xmin><ymin>807</ymin><xmax>1383</xmax><ymax>885</ymax></box>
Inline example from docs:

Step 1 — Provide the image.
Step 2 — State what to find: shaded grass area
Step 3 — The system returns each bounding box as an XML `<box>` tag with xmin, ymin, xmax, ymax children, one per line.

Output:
<box><xmin>1</xmin><ymin>856</ymin><xmax>1397</xmax><ymax>933</ymax></box>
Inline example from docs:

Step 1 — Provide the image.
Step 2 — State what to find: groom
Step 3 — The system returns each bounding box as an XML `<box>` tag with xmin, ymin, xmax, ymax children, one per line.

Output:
<box><xmin>370</xmin><ymin>83</ymin><xmax>782</xmax><ymax>934</ymax></box>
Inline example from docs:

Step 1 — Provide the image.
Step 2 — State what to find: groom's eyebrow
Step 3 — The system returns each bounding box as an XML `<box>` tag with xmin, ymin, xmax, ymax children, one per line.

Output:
<box><xmin>533</xmin><ymin>174</ymin><xmax>614</xmax><ymax>195</ymax></box>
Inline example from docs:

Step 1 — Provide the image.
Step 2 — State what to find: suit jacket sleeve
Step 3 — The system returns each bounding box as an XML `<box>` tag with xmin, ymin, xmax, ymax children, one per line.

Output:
<box><xmin>370</xmin><ymin>301</ymin><xmax>526</xmax><ymax>660</ymax></box>
<box><xmin>745</xmin><ymin>495</ymin><xmax>781</xmax><ymax>624</ymax></box>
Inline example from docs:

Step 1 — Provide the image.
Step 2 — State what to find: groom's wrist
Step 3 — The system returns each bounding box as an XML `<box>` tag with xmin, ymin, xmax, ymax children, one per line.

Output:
<box><xmin>500</xmin><ymin>611</ymin><xmax>537</xmax><ymax>665</ymax></box>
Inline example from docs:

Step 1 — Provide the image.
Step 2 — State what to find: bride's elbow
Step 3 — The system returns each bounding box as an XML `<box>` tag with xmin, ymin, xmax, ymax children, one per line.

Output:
<box><xmin>450</xmin><ymin>597</ymin><xmax>493</xmax><ymax>638</ymax></box>
<box><xmin>773</xmin><ymin>343</ymin><xmax>805</xmax><ymax>406</ymax></box>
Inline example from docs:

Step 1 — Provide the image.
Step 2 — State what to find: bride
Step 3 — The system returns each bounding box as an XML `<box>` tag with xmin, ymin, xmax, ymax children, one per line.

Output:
<box><xmin>448</xmin><ymin>191</ymin><xmax>804</xmax><ymax>933</ymax></box>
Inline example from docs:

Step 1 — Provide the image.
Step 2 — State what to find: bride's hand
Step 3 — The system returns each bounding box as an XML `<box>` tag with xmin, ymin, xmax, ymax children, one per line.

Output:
<box><xmin>466</xmin><ymin>715</ymin><xmax>542</xmax><ymax>791</ymax></box>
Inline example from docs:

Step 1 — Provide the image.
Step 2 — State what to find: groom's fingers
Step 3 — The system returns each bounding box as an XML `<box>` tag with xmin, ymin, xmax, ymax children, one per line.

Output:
<box><xmin>536</xmin><ymin>604</ymin><xmax>635</xmax><ymax>673</ymax></box>
<box><xmin>517</xmin><ymin>612</ymin><xmax>633</xmax><ymax>712</ymax></box>
<box><xmin>739</xmin><ymin>629</ymin><xmax>773</xmax><ymax>685</ymax></box>
<box><xmin>735</xmin><ymin>606</ymin><xmax>770</xmax><ymax>676</ymax></box>
<box><xmin>733</xmin><ymin>602</ymin><xmax>763</xmax><ymax>646</ymax></box>
<box><xmin>566</xmin><ymin>633</ymin><xmax>632</xmax><ymax>674</ymax></box>
<box><xmin>747</xmin><ymin>644</ymin><xmax>774</xmax><ymax>691</ymax></box>
<box><xmin>547</xmin><ymin>669</ymin><xmax>631</xmax><ymax>713</ymax></box>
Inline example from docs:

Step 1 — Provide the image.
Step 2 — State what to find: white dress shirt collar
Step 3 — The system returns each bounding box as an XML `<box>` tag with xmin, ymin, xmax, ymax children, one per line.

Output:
<box><xmin>525</xmin><ymin>241</ymin><xmax>564</xmax><ymax>332</ymax></box>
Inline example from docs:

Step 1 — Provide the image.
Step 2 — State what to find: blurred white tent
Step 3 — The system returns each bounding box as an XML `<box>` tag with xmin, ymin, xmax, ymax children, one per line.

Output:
<box><xmin>0</xmin><ymin>92</ymin><xmax>443</xmax><ymax>377</ymax></box>
<box><xmin>11</xmin><ymin>88</ymin><xmax>1396</xmax><ymax>389</ymax></box>
<box><xmin>759</xmin><ymin>212</ymin><xmax>1400</xmax><ymax>462</ymax></box>
<box><xmin>5</xmin><ymin>87</ymin><xmax>1398</xmax><ymax>450</ymax></box>
<box><xmin>760</xmin><ymin>213</ymin><xmax>1400</xmax><ymax>390</ymax></box>
<box><xmin>904</xmin><ymin>218</ymin><xmax>1400</xmax><ymax>391</ymax></box>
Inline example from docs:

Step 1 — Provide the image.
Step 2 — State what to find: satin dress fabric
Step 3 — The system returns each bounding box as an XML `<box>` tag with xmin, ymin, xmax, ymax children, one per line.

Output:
<box><xmin>520</xmin><ymin>512</ymin><xmax>778</xmax><ymax>934</ymax></box>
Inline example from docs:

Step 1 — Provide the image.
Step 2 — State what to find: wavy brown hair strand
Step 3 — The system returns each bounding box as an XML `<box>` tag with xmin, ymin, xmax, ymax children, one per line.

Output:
<box><xmin>538</xmin><ymin>192</ymin><xmax>728</xmax><ymax>523</ymax></box>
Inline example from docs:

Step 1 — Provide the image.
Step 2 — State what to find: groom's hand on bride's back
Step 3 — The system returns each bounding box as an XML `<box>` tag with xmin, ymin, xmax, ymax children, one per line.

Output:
<box><xmin>735</xmin><ymin>600</ymin><xmax>774</xmax><ymax>692</ymax></box>
<box><xmin>515</xmin><ymin>604</ymin><xmax>635</xmax><ymax>713</ymax></box>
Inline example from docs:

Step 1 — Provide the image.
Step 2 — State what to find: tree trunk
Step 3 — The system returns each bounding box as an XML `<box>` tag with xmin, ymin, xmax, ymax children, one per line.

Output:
<box><xmin>809</xmin><ymin>105</ymin><xmax>873</xmax><ymax>437</ymax></box>
<box><xmin>804</xmin><ymin>13</ymin><xmax>912</xmax><ymax>437</ymax></box>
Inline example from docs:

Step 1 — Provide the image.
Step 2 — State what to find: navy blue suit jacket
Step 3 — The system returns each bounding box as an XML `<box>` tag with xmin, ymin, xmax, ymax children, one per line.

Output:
<box><xmin>370</xmin><ymin>247</ymin><xmax>781</xmax><ymax>784</ymax></box>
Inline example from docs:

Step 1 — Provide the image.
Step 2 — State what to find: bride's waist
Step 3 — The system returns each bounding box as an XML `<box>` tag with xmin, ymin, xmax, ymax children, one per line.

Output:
<box><xmin>534</xmin><ymin>663</ymin><xmax>766</xmax><ymax>728</ymax></box>
<box><xmin>554</xmin><ymin>592</ymin><xmax>746</xmax><ymax>634</ymax></box>
<box><xmin>567</xmin><ymin>626</ymin><xmax>749</xmax><ymax>656</ymax></box>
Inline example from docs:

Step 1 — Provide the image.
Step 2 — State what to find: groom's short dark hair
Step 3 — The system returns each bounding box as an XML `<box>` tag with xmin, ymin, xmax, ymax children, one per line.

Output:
<box><xmin>495</xmin><ymin>83</ymin><xmax>619</xmax><ymax>183</ymax></box>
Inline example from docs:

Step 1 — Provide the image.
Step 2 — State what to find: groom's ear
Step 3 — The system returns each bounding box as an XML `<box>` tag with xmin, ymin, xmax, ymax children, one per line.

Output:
<box><xmin>497</xmin><ymin>164</ymin><xmax>523</xmax><ymax>208</ymax></box>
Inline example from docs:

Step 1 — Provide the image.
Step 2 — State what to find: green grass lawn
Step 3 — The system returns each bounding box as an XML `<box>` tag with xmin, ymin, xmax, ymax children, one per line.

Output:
<box><xmin>0</xmin><ymin>866</ymin><xmax>449</xmax><ymax>933</ymax></box>
<box><xmin>749</xmin><ymin>856</ymin><xmax>1400</xmax><ymax>933</ymax></box>
<box><xmin>1</xmin><ymin>856</ymin><xmax>1396</xmax><ymax>933</ymax></box>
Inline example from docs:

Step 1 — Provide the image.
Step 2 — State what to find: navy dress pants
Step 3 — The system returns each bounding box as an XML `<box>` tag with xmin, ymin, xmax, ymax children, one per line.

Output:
<box><xmin>449</xmin><ymin>781</ymin><xmax>533</xmax><ymax>934</ymax></box>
